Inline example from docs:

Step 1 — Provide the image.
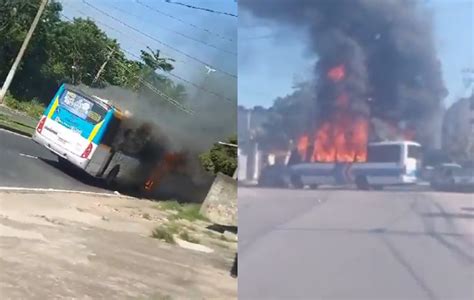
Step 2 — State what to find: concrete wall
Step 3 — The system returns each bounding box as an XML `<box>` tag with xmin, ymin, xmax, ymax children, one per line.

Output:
<box><xmin>200</xmin><ymin>173</ymin><xmax>237</xmax><ymax>226</ymax></box>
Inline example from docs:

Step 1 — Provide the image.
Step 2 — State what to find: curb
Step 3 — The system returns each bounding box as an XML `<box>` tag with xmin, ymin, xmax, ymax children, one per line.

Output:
<box><xmin>0</xmin><ymin>124</ymin><xmax>33</xmax><ymax>138</ymax></box>
<box><xmin>237</xmin><ymin>181</ymin><xmax>259</xmax><ymax>187</ymax></box>
<box><xmin>0</xmin><ymin>186</ymin><xmax>134</xmax><ymax>199</ymax></box>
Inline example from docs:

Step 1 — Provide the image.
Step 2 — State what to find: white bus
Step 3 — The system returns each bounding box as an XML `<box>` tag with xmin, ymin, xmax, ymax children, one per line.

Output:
<box><xmin>288</xmin><ymin>140</ymin><xmax>423</xmax><ymax>189</ymax></box>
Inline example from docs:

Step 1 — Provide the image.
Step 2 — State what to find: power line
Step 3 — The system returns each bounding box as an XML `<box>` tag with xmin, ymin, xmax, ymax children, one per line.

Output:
<box><xmin>62</xmin><ymin>11</ymin><xmax>185</xmax><ymax>64</ymax></box>
<box><xmin>55</xmin><ymin>32</ymin><xmax>195</xmax><ymax>115</ymax></box>
<box><xmin>164</xmin><ymin>0</ymin><xmax>238</xmax><ymax>18</ymax></box>
<box><xmin>240</xmin><ymin>34</ymin><xmax>277</xmax><ymax>41</ymax></box>
<box><xmin>81</xmin><ymin>0</ymin><xmax>236</xmax><ymax>78</ymax></box>
<box><xmin>61</xmin><ymin>12</ymin><xmax>235</xmax><ymax>102</ymax></box>
<box><xmin>119</xmin><ymin>47</ymin><xmax>234</xmax><ymax>102</ymax></box>
<box><xmin>108</xmin><ymin>3</ymin><xmax>236</xmax><ymax>55</ymax></box>
<box><xmin>135</xmin><ymin>0</ymin><xmax>234</xmax><ymax>43</ymax></box>
<box><xmin>109</xmin><ymin>50</ymin><xmax>195</xmax><ymax>115</ymax></box>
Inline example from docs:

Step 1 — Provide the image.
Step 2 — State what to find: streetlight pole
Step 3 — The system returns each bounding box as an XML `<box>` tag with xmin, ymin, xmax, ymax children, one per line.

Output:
<box><xmin>0</xmin><ymin>0</ymin><xmax>49</xmax><ymax>105</ymax></box>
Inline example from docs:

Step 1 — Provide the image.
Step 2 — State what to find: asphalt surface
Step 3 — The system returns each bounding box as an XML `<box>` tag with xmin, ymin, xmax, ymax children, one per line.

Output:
<box><xmin>239</xmin><ymin>187</ymin><xmax>474</xmax><ymax>300</ymax></box>
<box><xmin>0</xmin><ymin>129</ymin><xmax>109</xmax><ymax>192</ymax></box>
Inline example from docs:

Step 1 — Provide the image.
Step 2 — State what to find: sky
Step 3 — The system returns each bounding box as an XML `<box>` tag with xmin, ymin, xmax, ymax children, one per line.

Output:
<box><xmin>59</xmin><ymin>0</ymin><xmax>237</xmax><ymax>103</ymax></box>
<box><xmin>239</xmin><ymin>0</ymin><xmax>474</xmax><ymax>109</ymax></box>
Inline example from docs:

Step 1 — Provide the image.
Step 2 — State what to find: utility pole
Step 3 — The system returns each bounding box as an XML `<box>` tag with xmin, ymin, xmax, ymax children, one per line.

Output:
<box><xmin>92</xmin><ymin>48</ymin><xmax>115</xmax><ymax>86</ymax></box>
<box><xmin>0</xmin><ymin>0</ymin><xmax>49</xmax><ymax>105</ymax></box>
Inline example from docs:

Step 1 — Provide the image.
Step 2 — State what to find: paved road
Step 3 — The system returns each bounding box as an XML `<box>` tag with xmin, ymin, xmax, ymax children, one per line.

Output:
<box><xmin>0</xmin><ymin>129</ymin><xmax>108</xmax><ymax>192</ymax></box>
<box><xmin>239</xmin><ymin>187</ymin><xmax>474</xmax><ymax>300</ymax></box>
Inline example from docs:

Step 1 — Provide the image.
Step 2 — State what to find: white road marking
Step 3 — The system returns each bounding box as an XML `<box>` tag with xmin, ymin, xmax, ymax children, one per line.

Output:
<box><xmin>0</xmin><ymin>186</ymin><xmax>133</xmax><ymax>198</ymax></box>
<box><xmin>19</xmin><ymin>153</ymin><xmax>38</xmax><ymax>159</ymax></box>
<box><xmin>0</xmin><ymin>128</ymin><xmax>32</xmax><ymax>139</ymax></box>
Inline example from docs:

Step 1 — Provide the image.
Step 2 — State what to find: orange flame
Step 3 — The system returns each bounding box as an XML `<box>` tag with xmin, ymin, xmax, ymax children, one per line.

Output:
<box><xmin>143</xmin><ymin>153</ymin><xmax>186</xmax><ymax>192</ymax></box>
<box><xmin>310</xmin><ymin>114</ymin><xmax>369</xmax><ymax>163</ymax></box>
<box><xmin>297</xmin><ymin>136</ymin><xmax>309</xmax><ymax>161</ymax></box>
<box><xmin>296</xmin><ymin>64</ymin><xmax>370</xmax><ymax>163</ymax></box>
<box><xmin>327</xmin><ymin>65</ymin><xmax>346</xmax><ymax>82</ymax></box>
<box><xmin>144</xmin><ymin>179</ymin><xmax>154</xmax><ymax>191</ymax></box>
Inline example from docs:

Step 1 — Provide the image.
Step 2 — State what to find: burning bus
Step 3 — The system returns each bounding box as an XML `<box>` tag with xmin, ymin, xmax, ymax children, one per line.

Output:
<box><xmin>243</xmin><ymin>0</ymin><xmax>449</xmax><ymax>190</ymax></box>
<box><xmin>33</xmin><ymin>84</ymin><xmax>186</xmax><ymax>195</ymax></box>
<box><xmin>259</xmin><ymin>62</ymin><xmax>424</xmax><ymax>190</ymax></box>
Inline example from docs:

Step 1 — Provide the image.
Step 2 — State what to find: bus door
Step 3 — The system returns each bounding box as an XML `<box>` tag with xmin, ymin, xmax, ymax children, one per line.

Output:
<box><xmin>404</xmin><ymin>144</ymin><xmax>422</xmax><ymax>178</ymax></box>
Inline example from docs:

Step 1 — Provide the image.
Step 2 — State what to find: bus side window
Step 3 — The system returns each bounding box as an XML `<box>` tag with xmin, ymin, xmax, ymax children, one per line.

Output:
<box><xmin>407</xmin><ymin>145</ymin><xmax>421</xmax><ymax>160</ymax></box>
<box><xmin>102</xmin><ymin>116</ymin><xmax>121</xmax><ymax>147</ymax></box>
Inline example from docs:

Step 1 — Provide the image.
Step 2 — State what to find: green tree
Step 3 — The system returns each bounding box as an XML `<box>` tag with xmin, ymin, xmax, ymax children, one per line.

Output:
<box><xmin>140</xmin><ymin>47</ymin><xmax>174</xmax><ymax>72</ymax></box>
<box><xmin>0</xmin><ymin>0</ymin><xmax>187</xmax><ymax>111</ymax></box>
<box><xmin>199</xmin><ymin>135</ymin><xmax>237</xmax><ymax>177</ymax></box>
<box><xmin>0</xmin><ymin>0</ymin><xmax>63</xmax><ymax>102</ymax></box>
<box><xmin>43</xmin><ymin>18</ymin><xmax>122</xmax><ymax>87</ymax></box>
<box><xmin>113</xmin><ymin>47</ymin><xmax>188</xmax><ymax>110</ymax></box>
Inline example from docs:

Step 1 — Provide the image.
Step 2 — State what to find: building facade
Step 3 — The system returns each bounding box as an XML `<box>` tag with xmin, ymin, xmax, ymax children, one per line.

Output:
<box><xmin>442</xmin><ymin>93</ymin><xmax>474</xmax><ymax>161</ymax></box>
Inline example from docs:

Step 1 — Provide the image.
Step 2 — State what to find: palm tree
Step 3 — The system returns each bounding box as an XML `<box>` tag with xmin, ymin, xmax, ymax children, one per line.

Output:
<box><xmin>140</xmin><ymin>47</ymin><xmax>175</xmax><ymax>72</ymax></box>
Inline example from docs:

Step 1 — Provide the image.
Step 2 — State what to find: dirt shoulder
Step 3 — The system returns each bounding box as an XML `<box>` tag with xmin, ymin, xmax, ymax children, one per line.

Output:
<box><xmin>0</xmin><ymin>191</ymin><xmax>237</xmax><ymax>299</ymax></box>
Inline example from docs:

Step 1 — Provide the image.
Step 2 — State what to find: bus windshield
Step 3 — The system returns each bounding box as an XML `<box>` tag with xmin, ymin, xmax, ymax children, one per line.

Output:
<box><xmin>367</xmin><ymin>145</ymin><xmax>401</xmax><ymax>163</ymax></box>
<box><xmin>59</xmin><ymin>89</ymin><xmax>107</xmax><ymax>125</ymax></box>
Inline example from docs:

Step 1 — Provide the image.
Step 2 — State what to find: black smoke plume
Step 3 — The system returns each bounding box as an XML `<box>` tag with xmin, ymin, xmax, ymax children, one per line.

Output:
<box><xmin>77</xmin><ymin>83</ymin><xmax>236</xmax><ymax>202</ymax></box>
<box><xmin>241</xmin><ymin>0</ymin><xmax>447</xmax><ymax>146</ymax></box>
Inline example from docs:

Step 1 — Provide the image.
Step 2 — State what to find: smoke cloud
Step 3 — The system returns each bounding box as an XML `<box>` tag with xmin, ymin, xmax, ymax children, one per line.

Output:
<box><xmin>77</xmin><ymin>80</ymin><xmax>236</xmax><ymax>201</ymax></box>
<box><xmin>241</xmin><ymin>0</ymin><xmax>447</xmax><ymax>147</ymax></box>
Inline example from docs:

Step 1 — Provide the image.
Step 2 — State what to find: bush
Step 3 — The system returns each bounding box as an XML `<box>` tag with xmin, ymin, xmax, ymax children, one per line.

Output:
<box><xmin>199</xmin><ymin>135</ymin><xmax>237</xmax><ymax>177</ymax></box>
<box><xmin>179</xmin><ymin>231</ymin><xmax>200</xmax><ymax>244</ymax></box>
<box><xmin>4</xmin><ymin>93</ymin><xmax>44</xmax><ymax>119</ymax></box>
<box><xmin>151</xmin><ymin>226</ymin><xmax>176</xmax><ymax>244</ymax></box>
<box><xmin>156</xmin><ymin>200</ymin><xmax>208</xmax><ymax>222</ymax></box>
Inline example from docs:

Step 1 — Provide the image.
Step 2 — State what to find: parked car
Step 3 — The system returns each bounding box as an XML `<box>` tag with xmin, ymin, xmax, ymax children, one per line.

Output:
<box><xmin>430</xmin><ymin>163</ymin><xmax>462</xmax><ymax>191</ymax></box>
<box><xmin>451</xmin><ymin>161</ymin><xmax>474</xmax><ymax>191</ymax></box>
<box><xmin>430</xmin><ymin>162</ymin><xmax>474</xmax><ymax>192</ymax></box>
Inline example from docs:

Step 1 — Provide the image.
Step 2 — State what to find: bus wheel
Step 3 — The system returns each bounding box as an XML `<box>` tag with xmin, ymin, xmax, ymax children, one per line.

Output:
<box><xmin>355</xmin><ymin>176</ymin><xmax>370</xmax><ymax>190</ymax></box>
<box><xmin>58</xmin><ymin>156</ymin><xmax>67</xmax><ymax>165</ymax></box>
<box><xmin>105</xmin><ymin>165</ymin><xmax>120</xmax><ymax>188</ymax></box>
<box><xmin>58</xmin><ymin>156</ymin><xmax>73</xmax><ymax>171</ymax></box>
<box><xmin>290</xmin><ymin>175</ymin><xmax>304</xmax><ymax>189</ymax></box>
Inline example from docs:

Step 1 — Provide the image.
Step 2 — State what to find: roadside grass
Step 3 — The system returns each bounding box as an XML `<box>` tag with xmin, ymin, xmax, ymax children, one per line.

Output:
<box><xmin>155</xmin><ymin>200</ymin><xmax>208</xmax><ymax>222</ymax></box>
<box><xmin>151</xmin><ymin>221</ymin><xmax>201</xmax><ymax>244</ymax></box>
<box><xmin>179</xmin><ymin>231</ymin><xmax>200</xmax><ymax>244</ymax></box>
<box><xmin>151</xmin><ymin>225</ymin><xmax>176</xmax><ymax>244</ymax></box>
<box><xmin>4</xmin><ymin>94</ymin><xmax>44</xmax><ymax>119</ymax></box>
<box><xmin>0</xmin><ymin>113</ymin><xmax>35</xmax><ymax>136</ymax></box>
<box><xmin>0</xmin><ymin>94</ymin><xmax>41</xmax><ymax>136</ymax></box>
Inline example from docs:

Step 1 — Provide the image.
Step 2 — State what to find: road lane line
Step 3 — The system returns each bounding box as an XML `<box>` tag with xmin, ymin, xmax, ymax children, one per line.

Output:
<box><xmin>0</xmin><ymin>186</ymin><xmax>133</xmax><ymax>198</ymax></box>
<box><xmin>19</xmin><ymin>153</ymin><xmax>38</xmax><ymax>159</ymax></box>
<box><xmin>0</xmin><ymin>128</ymin><xmax>32</xmax><ymax>139</ymax></box>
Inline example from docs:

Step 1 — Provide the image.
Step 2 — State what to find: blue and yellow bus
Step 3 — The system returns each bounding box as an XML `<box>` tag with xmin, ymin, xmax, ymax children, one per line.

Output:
<box><xmin>33</xmin><ymin>84</ymin><xmax>137</xmax><ymax>185</ymax></box>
